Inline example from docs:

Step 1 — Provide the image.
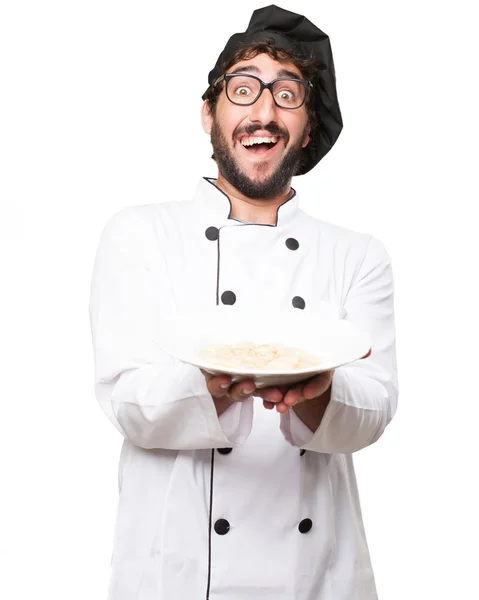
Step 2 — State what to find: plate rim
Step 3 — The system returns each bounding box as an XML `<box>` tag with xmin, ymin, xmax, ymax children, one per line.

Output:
<box><xmin>158</xmin><ymin>312</ymin><xmax>372</xmax><ymax>378</ymax></box>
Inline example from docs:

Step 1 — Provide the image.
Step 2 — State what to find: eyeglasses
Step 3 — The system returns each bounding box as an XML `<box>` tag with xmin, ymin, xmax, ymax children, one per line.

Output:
<box><xmin>214</xmin><ymin>73</ymin><xmax>312</xmax><ymax>110</ymax></box>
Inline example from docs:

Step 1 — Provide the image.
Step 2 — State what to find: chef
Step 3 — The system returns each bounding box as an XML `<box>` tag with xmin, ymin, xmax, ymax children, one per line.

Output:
<box><xmin>89</xmin><ymin>5</ymin><xmax>398</xmax><ymax>600</ymax></box>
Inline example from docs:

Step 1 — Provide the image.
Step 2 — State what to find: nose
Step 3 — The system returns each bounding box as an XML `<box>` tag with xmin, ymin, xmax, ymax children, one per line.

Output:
<box><xmin>248</xmin><ymin>87</ymin><xmax>279</xmax><ymax>124</ymax></box>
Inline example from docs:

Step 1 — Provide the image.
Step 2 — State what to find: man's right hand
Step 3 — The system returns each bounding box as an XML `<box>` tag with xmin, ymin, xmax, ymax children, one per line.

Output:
<box><xmin>201</xmin><ymin>370</ymin><xmax>257</xmax><ymax>417</ymax></box>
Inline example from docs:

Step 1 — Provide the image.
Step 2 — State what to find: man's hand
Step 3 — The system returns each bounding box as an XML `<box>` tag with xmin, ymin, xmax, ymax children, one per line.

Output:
<box><xmin>202</xmin><ymin>348</ymin><xmax>371</xmax><ymax>425</ymax></box>
<box><xmin>254</xmin><ymin>348</ymin><xmax>372</xmax><ymax>432</ymax></box>
<box><xmin>201</xmin><ymin>370</ymin><xmax>256</xmax><ymax>417</ymax></box>
<box><xmin>253</xmin><ymin>370</ymin><xmax>334</xmax><ymax>414</ymax></box>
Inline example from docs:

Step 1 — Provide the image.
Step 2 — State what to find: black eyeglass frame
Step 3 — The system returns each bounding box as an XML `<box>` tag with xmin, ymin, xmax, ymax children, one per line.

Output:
<box><xmin>213</xmin><ymin>73</ymin><xmax>313</xmax><ymax>110</ymax></box>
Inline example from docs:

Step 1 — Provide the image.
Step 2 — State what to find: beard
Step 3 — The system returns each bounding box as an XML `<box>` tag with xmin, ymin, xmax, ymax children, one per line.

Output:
<box><xmin>210</xmin><ymin>118</ymin><xmax>308</xmax><ymax>200</ymax></box>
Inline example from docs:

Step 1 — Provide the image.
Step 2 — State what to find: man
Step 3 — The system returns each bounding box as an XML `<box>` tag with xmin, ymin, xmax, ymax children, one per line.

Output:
<box><xmin>89</xmin><ymin>5</ymin><xmax>398</xmax><ymax>599</ymax></box>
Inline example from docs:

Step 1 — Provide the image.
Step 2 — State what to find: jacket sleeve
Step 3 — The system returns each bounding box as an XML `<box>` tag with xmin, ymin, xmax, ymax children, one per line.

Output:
<box><xmin>280</xmin><ymin>236</ymin><xmax>398</xmax><ymax>454</ymax></box>
<box><xmin>89</xmin><ymin>210</ymin><xmax>253</xmax><ymax>451</ymax></box>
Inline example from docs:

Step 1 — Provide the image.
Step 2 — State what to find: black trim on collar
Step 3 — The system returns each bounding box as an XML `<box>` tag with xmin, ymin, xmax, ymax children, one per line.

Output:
<box><xmin>204</xmin><ymin>176</ymin><xmax>233</xmax><ymax>219</ymax></box>
<box><xmin>202</xmin><ymin>176</ymin><xmax>297</xmax><ymax>228</ymax></box>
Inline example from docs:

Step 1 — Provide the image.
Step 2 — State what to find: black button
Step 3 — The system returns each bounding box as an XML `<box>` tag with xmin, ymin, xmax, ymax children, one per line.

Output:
<box><xmin>218</xmin><ymin>448</ymin><xmax>232</xmax><ymax>455</ymax></box>
<box><xmin>298</xmin><ymin>518</ymin><xmax>313</xmax><ymax>534</ymax></box>
<box><xmin>205</xmin><ymin>226</ymin><xmax>219</xmax><ymax>241</ymax></box>
<box><xmin>286</xmin><ymin>238</ymin><xmax>299</xmax><ymax>251</ymax></box>
<box><xmin>214</xmin><ymin>519</ymin><xmax>230</xmax><ymax>535</ymax></box>
<box><xmin>300</xmin><ymin>449</ymin><xmax>306</xmax><ymax>456</ymax></box>
<box><xmin>221</xmin><ymin>291</ymin><xmax>236</xmax><ymax>305</ymax></box>
<box><xmin>292</xmin><ymin>296</ymin><xmax>305</xmax><ymax>310</ymax></box>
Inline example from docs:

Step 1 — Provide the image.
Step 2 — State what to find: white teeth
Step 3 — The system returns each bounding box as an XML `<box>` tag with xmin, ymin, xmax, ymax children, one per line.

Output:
<box><xmin>241</xmin><ymin>136</ymin><xmax>279</xmax><ymax>147</ymax></box>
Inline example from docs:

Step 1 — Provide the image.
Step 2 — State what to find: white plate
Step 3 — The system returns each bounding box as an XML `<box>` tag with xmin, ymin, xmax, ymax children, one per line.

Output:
<box><xmin>157</xmin><ymin>306</ymin><xmax>371</xmax><ymax>388</ymax></box>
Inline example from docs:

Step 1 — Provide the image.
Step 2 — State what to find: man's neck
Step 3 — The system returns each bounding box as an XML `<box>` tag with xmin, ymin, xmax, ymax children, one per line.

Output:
<box><xmin>215</xmin><ymin>174</ymin><xmax>292</xmax><ymax>225</ymax></box>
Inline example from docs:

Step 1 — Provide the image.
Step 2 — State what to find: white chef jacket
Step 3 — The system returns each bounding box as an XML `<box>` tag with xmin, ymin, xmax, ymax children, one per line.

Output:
<box><xmin>89</xmin><ymin>177</ymin><xmax>398</xmax><ymax>600</ymax></box>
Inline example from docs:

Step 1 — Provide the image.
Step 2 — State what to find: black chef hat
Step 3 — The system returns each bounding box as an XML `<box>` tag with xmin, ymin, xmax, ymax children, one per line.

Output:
<box><xmin>202</xmin><ymin>4</ymin><xmax>343</xmax><ymax>175</ymax></box>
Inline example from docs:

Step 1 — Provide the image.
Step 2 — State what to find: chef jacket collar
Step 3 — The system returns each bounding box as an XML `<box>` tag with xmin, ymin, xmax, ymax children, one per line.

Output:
<box><xmin>195</xmin><ymin>177</ymin><xmax>299</xmax><ymax>227</ymax></box>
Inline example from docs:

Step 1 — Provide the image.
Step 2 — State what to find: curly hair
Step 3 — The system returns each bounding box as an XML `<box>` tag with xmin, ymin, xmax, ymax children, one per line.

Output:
<box><xmin>203</xmin><ymin>38</ymin><xmax>323</xmax><ymax>136</ymax></box>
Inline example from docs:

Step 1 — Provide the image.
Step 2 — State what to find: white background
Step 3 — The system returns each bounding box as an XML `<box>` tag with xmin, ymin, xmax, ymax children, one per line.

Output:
<box><xmin>1</xmin><ymin>0</ymin><xmax>478</xmax><ymax>598</ymax></box>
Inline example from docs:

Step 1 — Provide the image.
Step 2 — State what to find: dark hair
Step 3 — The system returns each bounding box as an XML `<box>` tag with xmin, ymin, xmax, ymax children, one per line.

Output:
<box><xmin>204</xmin><ymin>38</ymin><xmax>322</xmax><ymax>136</ymax></box>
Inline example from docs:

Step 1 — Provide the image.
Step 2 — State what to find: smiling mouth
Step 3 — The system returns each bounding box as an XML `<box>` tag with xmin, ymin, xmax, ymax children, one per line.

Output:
<box><xmin>238</xmin><ymin>136</ymin><xmax>282</xmax><ymax>155</ymax></box>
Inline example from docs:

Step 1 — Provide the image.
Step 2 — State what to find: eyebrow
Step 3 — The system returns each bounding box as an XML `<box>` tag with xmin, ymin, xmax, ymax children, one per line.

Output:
<box><xmin>230</xmin><ymin>65</ymin><xmax>303</xmax><ymax>80</ymax></box>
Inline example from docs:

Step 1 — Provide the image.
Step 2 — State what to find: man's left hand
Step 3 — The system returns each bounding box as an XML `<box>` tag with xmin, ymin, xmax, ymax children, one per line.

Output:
<box><xmin>254</xmin><ymin>370</ymin><xmax>334</xmax><ymax>414</ymax></box>
<box><xmin>253</xmin><ymin>348</ymin><xmax>372</xmax><ymax>414</ymax></box>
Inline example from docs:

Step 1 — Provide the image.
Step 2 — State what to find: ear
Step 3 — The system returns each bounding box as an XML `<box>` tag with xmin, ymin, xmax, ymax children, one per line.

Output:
<box><xmin>301</xmin><ymin>123</ymin><xmax>312</xmax><ymax>149</ymax></box>
<box><xmin>201</xmin><ymin>100</ymin><xmax>214</xmax><ymax>135</ymax></box>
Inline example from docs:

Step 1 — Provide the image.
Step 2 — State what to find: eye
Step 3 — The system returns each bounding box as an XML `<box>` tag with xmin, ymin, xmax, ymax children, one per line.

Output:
<box><xmin>234</xmin><ymin>85</ymin><xmax>253</xmax><ymax>97</ymax></box>
<box><xmin>277</xmin><ymin>89</ymin><xmax>295</xmax><ymax>101</ymax></box>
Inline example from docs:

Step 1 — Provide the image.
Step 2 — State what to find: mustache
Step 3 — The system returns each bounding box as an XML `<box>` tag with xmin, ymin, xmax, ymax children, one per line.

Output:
<box><xmin>234</xmin><ymin>123</ymin><xmax>289</xmax><ymax>142</ymax></box>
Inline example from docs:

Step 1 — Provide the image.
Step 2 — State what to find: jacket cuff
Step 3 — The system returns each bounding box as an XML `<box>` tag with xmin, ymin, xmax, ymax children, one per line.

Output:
<box><xmin>190</xmin><ymin>368</ymin><xmax>254</xmax><ymax>446</ymax></box>
<box><xmin>279</xmin><ymin>406</ymin><xmax>314</xmax><ymax>447</ymax></box>
<box><xmin>279</xmin><ymin>371</ymin><xmax>342</xmax><ymax>449</ymax></box>
<box><xmin>217</xmin><ymin>398</ymin><xmax>254</xmax><ymax>446</ymax></box>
